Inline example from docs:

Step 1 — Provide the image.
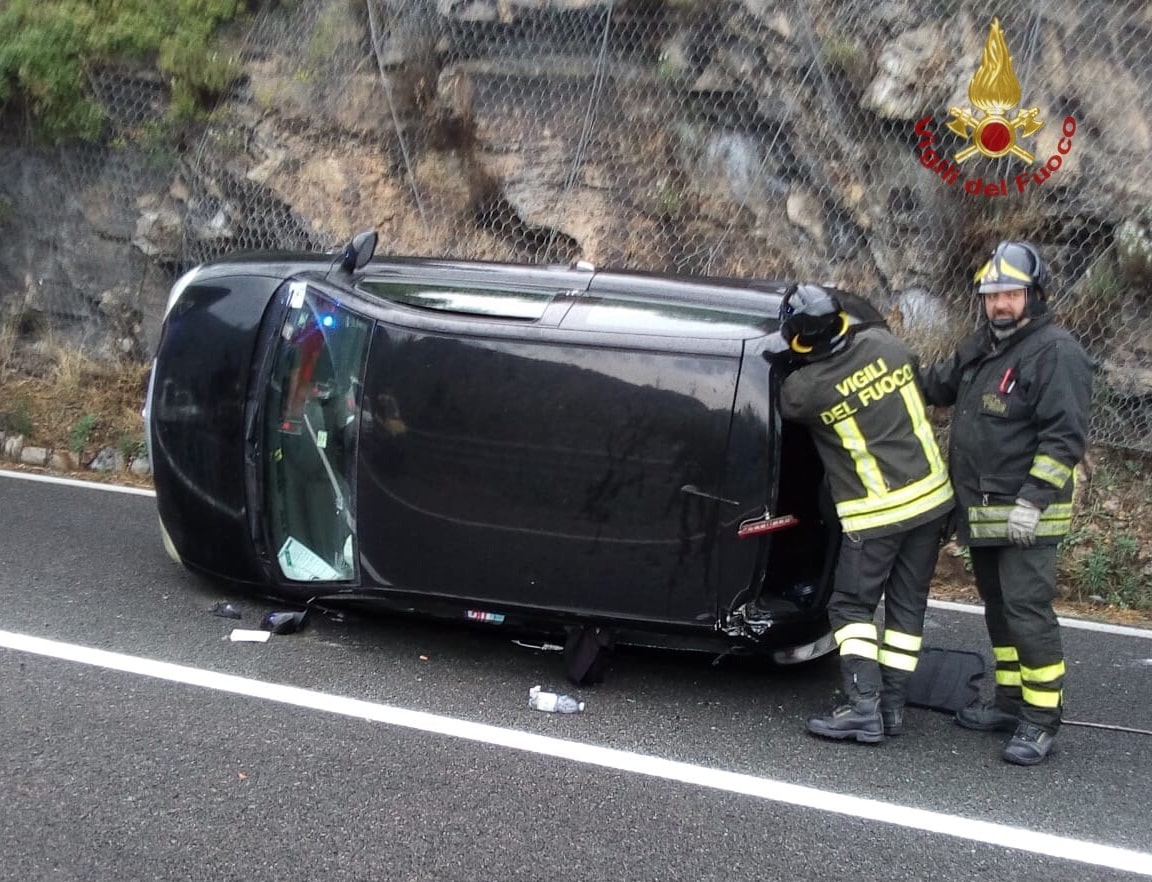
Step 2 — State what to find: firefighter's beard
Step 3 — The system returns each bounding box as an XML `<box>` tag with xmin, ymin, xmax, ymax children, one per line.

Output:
<box><xmin>988</xmin><ymin>313</ymin><xmax>1030</xmax><ymax>338</ymax></box>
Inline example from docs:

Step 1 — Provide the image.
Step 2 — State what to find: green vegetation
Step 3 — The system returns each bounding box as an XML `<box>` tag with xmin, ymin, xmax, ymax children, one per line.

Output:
<box><xmin>117</xmin><ymin>431</ymin><xmax>146</xmax><ymax>462</ymax></box>
<box><xmin>1061</xmin><ymin>530</ymin><xmax>1150</xmax><ymax>610</ymax></box>
<box><xmin>68</xmin><ymin>413</ymin><xmax>98</xmax><ymax>454</ymax></box>
<box><xmin>0</xmin><ymin>397</ymin><xmax>34</xmax><ymax>438</ymax></box>
<box><xmin>0</xmin><ymin>0</ymin><xmax>246</xmax><ymax>143</ymax></box>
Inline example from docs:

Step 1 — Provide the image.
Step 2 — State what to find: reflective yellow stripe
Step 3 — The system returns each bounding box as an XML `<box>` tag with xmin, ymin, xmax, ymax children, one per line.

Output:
<box><xmin>878</xmin><ymin>648</ymin><xmax>918</xmax><ymax>671</ymax></box>
<box><xmin>1029</xmin><ymin>455</ymin><xmax>1073</xmax><ymax>489</ymax></box>
<box><xmin>832</xmin><ymin>417</ymin><xmax>886</xmax><ymax>497</ymax></box>
<box><xmin>995</xmin><ymin>670</ymin><xmax>1022</xmax><ymax>686</ymax></box>
<box><xmin>901</xmin><ymin>383</ymin><xmax>948</xmax><ymax>475</ymax></box>
<box><xmin>836</xmin><ymin>386</ymin><xmax>948</xmax><ymax>519</ymax></box>
<box><xmin>967</xmin><ymin>503</ymin><xmax>1073</xmax><ymax>539</ymax></box>
<box><xmin>970</xmin><ymin>522</ymin><xmax>1071</xmax><ymax>539</ymax></box>
<box><xmin>835</xmin><ymin>622</ymin><xmax>877</xmax><ymax>643</ymax></box>
<box><xmin>883</xmin><ymin>629</ymin><xmax>923</xmax><ymax>651</ymax></box>
<box><xmin>828</xmin><ymin>380</ymin><xmax>953</xmax><ymax>533</ymax></box>
<box><xmin>840</xmin><ymin>638</ymin><xmax>879</xmax><ymax>661</ymax></box>
<box><xmin>836</xmin><ymin>467</ymin><xmax>951</xmax><ymax>517</ymax></box>
<box><xmin>1021</xmin><ymin>661</ymin><xmax>1066</xmax><ymax>683</ymax></box>
<box><xmin>1022</xmin><ymin>685</ymin><xmax>1062</xmax><ymax>708</ymax></box>
<box><xmin>838</xmin><ymin>480</ymin><xmax>954</xmax><ymax>533</ymax></box>
<box><xmin>969</xmin><ymin>503</ymin><xmax>1074</xmax><ymax>521</ymax></box>
<box><xmin>993</xmin><ymin>646</ymin><xmax>1019</xmax><ymax>662</ymax></box>
<box><xmin>992</xmin><ymin>256</ymin><xmax>1032</xmax><ymax>283</ymax></box>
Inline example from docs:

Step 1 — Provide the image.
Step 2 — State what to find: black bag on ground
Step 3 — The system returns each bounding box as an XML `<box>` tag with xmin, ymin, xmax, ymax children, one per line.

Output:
<box><xmin>563</xmin><ymin>625</ymin><xmax>615</xmax><ymax>686</ymax></box>
<box><xmin>905</xmin><ymin>647</ymin><xmax>986</xmax><ymax>713</ymax></box>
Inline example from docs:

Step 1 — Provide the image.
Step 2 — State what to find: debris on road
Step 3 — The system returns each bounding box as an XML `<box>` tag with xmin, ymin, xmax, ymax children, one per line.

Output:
<box><xmin>528</xmin><ymin>685</ymin><xmax>584</xmax><ymax>713</ymax></box>
<box><xmin>212</xmin><ymin>601</ymin><xmax>242</xmax><ymax>619</ymax></box>
<box><xmin>261</xmin><ymin>610</ymin><xmax>308</xmax><ymax>634</ymax></box>
<box><xmin>229</xmin><ymin>629</ymin><xmax>271</xmax><ymax>643</ymax></box>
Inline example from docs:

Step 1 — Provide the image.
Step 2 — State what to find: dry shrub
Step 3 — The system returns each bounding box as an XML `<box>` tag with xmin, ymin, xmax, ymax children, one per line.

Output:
<box><xmin>0</xmin><ymin>336</ymin><xmax>150</xmax><ymax>459</ymax></box>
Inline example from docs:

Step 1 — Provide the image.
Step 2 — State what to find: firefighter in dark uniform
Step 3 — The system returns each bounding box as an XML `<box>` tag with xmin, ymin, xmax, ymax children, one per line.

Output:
<box><xmin>920</xmin><ymin>240</ymin><xmax>1093</xmax><ymax>765</ymax></box>
<box><xmin>771</xmin><ymin>284</ymin><xmax>955</xmax><ymax>743</ymax></box>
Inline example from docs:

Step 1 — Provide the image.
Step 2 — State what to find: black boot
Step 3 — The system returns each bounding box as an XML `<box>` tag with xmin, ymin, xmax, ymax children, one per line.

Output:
<box><xmin>880</xmin><ymin>706</ymin><xmax>904</xmax><ymax>737</ymax></box>
<box><xmin>1002</xmin><ymin>722</ymin><xmax>1055</xmax><ymax>765</ymax></box>
<box><xmin>880</xmin><ymin>661</ymin><xmax>912</xmax><ymax>737</ymax></box>
<box><xmin>955</xmin><ymin>701</ymin><xmax>1018</xmax><ymax>732</ymax></box>
<box><xmin>807</xmin><ymin>695</ymin><xmax>883</xmax><ymax>743</ymax></box>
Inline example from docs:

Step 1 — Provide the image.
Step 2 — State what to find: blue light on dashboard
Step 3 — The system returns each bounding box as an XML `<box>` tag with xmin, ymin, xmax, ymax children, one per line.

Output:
<box><xmin>320</xmin><ymin>313</ymin><xmax>336</xmax><ymax>328</ymax></box>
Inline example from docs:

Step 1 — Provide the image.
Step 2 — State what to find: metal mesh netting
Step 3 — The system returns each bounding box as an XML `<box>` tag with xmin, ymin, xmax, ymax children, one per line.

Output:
<box><xmin>0</xmin><ymin>63</ymin><xmax>177</xmax><ymax>360</ymax></box>
<box><xmin>8</xmin><ymin>0</ymin><xmax>1152</xmax><ymax>450</ymax></box>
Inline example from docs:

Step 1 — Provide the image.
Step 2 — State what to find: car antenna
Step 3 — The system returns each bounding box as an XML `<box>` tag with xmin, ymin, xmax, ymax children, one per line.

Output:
<box><xmin>328</xmin><ymin>229</ymin><xmax>378</xmax><ymax>279</ymax></box>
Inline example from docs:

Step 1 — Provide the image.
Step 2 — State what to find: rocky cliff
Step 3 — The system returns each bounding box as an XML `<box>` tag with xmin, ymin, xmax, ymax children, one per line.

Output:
<box><xmin>1</xmin><ymin>0</ymin><xmax>1150</xmax><ymax>446</ymax></box>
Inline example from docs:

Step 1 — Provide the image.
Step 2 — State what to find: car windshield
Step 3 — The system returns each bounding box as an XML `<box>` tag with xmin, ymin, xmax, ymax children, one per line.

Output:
<box><xmin>263</xmin><ymin>282</ymin><xmax>371</xmax><ymax>581</ymax></box>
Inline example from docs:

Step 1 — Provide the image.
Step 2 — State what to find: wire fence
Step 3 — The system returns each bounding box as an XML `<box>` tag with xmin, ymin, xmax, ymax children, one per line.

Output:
<box><xmin>6</xmin><ymin>0</ymin><xmax>1152</xmax><ymax>452</ymax></box>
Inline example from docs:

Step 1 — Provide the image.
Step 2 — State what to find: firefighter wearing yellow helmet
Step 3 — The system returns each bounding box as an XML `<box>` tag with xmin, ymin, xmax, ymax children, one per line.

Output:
<box><xmin>920</xmin><ymin>240</ymin><xmax>1094</xmax><ymax>765</ymax></box>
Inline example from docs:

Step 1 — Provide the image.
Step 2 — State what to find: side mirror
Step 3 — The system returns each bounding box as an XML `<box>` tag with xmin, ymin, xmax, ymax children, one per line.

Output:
<box><xmin>337</xmin><ymin>230</ymin><xmax>378</xmax><ymax>274</ymax></box>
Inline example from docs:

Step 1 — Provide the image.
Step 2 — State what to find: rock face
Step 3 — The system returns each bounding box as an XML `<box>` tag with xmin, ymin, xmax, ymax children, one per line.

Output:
<box><xmin>0</xmin><ymin>0</ymin><xmax>1150</xmax><ymax>448</ymax></box>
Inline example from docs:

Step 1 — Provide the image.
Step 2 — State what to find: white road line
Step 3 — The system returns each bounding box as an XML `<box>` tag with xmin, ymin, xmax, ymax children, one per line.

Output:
<box><xmin>1</xmin><ymin>629</ymin><xmax>1150</xmax><ymax>877</ymax></box>
<box><xmin>0</xmin><ymin>469</ymin><xmax>155</xmax><ymax>496</ymax></box>
<box><xmin>929</xmin><ymin>599</ymin><xmax>1152</xmax><ymax>639</ymax></box>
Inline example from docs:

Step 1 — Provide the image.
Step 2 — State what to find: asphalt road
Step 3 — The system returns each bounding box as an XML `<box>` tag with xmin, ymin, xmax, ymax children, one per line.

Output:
<box><xmin>2</xmin><ymin>471</ymin><xmax>1151</xmax><ymax>881</ymax></box>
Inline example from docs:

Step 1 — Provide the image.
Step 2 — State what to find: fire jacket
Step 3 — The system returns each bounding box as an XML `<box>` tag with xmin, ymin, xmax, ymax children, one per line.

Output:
<box><xmin>780</xmin><ymin>327</ymin><xmax>954</xmax><ymax>539</ymax></box>
<box><xmin>918</xmin><ymin>316</ymin><xmax>1094</xmax><ymax>547</ymax></box>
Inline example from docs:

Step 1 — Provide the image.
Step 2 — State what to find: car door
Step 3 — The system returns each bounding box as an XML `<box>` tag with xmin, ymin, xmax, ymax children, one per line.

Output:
<box><xmin>353</xmin><ymin>280</ymin><xmax>742</xmax><ymax>627</ymax></box>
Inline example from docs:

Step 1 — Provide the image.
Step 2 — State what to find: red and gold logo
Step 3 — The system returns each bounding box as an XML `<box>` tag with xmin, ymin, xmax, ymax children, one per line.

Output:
<box><xmin>946</xmin><ymin>17</ymin><xmax>1043</xmax><ymax>164</ymax></box>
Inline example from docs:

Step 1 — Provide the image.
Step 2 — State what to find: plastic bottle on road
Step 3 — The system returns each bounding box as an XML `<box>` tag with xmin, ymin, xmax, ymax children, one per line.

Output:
<box><xmin>528</xmin><ymin>685</ymin><xmax>585</xmax><ymax>713</ymax></box>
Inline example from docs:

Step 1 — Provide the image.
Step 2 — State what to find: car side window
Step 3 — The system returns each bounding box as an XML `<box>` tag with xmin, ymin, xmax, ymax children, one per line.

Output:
<box><xmin>563</xmin><ymin>295</ymin><xmax>770</xmax><ymax>338</ymax></box>
<box><xmin>357</xmin><ymin>280</ymin><xmax>557</xmax><ymax>321</ymax></box>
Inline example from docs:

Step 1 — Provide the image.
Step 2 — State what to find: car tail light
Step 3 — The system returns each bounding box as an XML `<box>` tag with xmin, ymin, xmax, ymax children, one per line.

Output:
<box><xmin>736</xmin><ymin>513</ymin><xmax>799</xmax><ymax>538</ymax></box>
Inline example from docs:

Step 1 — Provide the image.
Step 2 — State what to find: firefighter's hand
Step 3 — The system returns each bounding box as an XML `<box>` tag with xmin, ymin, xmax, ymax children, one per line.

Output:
<box><xmin>1006</xmin><ymin>499</ymin><xmax>1041</xmax><ymax>547</ymax></box>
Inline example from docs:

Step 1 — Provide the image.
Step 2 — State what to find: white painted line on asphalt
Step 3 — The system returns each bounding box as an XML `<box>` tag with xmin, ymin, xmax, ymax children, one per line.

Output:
<box><xmin>0</xmin><ymin>469</ymin><xmax>155</xmax><ymax>496</ymax></box>
<box><xmin>929</xmin><ymin>598</ymin><xmax>1152</xmax><ymax>639</ymax></box>
<box><xmin>2</xmin><ymin>628</ymin><xmax>1150</xmax><ymax>878</ymax></box>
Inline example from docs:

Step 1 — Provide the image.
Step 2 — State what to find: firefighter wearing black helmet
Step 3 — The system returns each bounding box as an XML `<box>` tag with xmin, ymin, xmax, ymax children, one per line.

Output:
<box><xmin>771</xmin><ymin>284</ymin><xmax>954</xmax><ymax>743</ymax></box>
<box><xmin>919</xmin><ymin>240</ymin><xmax>1093</xmax><ymax>766</ymax></box>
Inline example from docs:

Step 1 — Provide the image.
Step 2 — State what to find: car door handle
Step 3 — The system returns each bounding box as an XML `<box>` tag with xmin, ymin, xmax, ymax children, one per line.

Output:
<box><xmin>680</xmin><ymin>485</ymin><xmax>740</xmax><ymax>506</ymax></box>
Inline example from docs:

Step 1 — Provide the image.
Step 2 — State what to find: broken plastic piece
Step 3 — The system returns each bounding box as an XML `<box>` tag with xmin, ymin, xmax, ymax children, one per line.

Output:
<box><xmin>212</xmin><ymin>601</ymin><xmax>242</xmax><ymax>619</ymax></box>
<box><xmin>230</xmin><ymin>629</ymin><xmax>271</xmax><ymax>643</ymax></box>
<box><xmin>261</xmin><ymin>610</ymin><xmax>309</xmax><ymax>634</ymax></box>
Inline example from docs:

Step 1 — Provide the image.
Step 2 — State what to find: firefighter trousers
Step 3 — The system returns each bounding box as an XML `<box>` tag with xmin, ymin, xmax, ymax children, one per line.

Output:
<box><xmin>969</xmin><ymin>545</ymin><xmax>1064</xmax><ymax>733</ymax></box>
<box><xmin>828</xmin><ymin>515</ymin><xmax>947</xmax><ymax>708</ymax></box>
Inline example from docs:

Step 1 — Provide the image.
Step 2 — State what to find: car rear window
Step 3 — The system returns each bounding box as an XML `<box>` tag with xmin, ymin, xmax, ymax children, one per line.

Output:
<box><xmin>357</xmin><ymin>280</ymin><xmax>557</xmax><ymax>320</ymax></box>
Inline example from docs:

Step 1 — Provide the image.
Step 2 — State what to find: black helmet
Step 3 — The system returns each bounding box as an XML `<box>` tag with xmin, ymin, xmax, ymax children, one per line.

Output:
<box><xmin>779</xmin><ymin>284</ymin><xmax>851</xmax><ymax>359</ymax></box>
<box><xmin>973</xmin><ymin>240</ymin><xmax>1049</xmax><ymax>322</ymax></box>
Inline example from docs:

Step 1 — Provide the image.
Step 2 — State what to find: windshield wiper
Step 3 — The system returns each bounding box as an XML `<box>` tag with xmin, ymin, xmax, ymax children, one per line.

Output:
<box><xmin>303</xmin><ymin>410</ymin><xmax>355</xmax><ymax>533</ymax></box>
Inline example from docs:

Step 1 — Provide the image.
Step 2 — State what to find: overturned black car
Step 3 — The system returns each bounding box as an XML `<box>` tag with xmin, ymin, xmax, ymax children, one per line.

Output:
<box><xmin>145</xmin><ymin>231</ymin><xmax>885</xmax><ymax>667</ymax></box>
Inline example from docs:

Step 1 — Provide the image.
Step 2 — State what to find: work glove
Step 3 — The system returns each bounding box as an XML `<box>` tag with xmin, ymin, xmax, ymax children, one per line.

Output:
<box><xmin>1006</xmin><ymin>499</ymin><xmax>1041</xmax><ymax>547</ymax></box>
